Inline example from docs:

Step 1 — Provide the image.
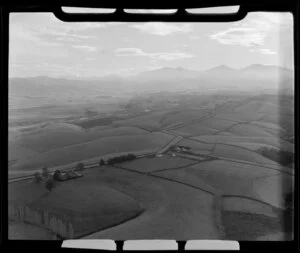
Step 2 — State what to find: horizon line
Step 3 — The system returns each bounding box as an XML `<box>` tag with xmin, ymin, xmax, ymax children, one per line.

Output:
<box><xmin>9</xmin><ymin>63</ymin><xmax>293</xmax><ymax>80</ymax></box>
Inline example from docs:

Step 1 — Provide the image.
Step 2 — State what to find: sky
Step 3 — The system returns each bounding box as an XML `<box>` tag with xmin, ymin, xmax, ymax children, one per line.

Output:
<box><xmin>9</xmin><ymin>8</ymin><xmax>294</xmax><ymax>78</ymax></box>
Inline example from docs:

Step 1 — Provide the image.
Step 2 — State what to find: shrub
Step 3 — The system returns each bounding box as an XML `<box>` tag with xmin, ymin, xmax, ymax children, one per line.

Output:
<box><xmin>45</xmin><ymin>178</ymin><xmax>55</xmax><ymax>192</ymax></box>
<box><xmin>34</xmin><ymin>172</ymin><xmax>43</xmax><ymax>184</ymax></box>
<box><xmin>99</xmin><ymin>159</ymin><xmax>105</xmax><ymax>166</ymax></box>
<box><xmin>77</xmin><ymin>162</ymin><xmax>85</xmax><ymax>171</ymax></box>
<box><xmin>53</xmin><ymin>170</ymin><xmax>61</xmax><ymax>181</ymax></box>
<box><xmin>42</xmin><ymin>167</ymin><xmax>50</xmax><ymax>179</ymax></box>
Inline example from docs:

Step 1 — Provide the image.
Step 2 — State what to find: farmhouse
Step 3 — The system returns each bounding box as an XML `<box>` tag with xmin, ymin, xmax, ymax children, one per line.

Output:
<box><xmin>53</xmin><ymin>170</ymin><xmax>83</xmax><ymax>182</ymax></box>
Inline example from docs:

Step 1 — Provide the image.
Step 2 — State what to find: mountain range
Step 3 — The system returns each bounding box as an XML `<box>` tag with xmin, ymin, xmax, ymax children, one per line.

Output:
<box><xmin>9</xmin><ymin>64</ymin><xmax>294</xmax><ymax>96</ymax></box>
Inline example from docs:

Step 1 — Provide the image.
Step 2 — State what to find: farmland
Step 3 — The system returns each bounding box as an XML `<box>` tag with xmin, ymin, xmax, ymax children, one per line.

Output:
<box><xmin>118</xmin><ymin>155</ymin><xmax>197</xmax><ymax>173</ymax></box>
<box><xmin>9</xmin><ymin>170</ymin><xmax>144</xmax><ymax>238</ymax></box>
<box><xmin>9</xmin><ymin>74</ymin><xmax>294</xmax><ymax>241</ymax></box>
<box><xmin>10</xmin><ymin>132</ymin><xmax>173</xmax><ymax>173</ymax></box>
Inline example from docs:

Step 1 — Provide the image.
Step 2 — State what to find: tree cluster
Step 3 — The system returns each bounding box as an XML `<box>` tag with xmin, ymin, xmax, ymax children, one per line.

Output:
<box><xmin>106</xmin><ymin>154</ymin><xmax>136</xmax><ymax>165</ymax></box>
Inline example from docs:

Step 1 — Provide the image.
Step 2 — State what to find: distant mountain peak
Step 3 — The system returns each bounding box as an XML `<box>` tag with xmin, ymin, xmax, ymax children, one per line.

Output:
<box><xmin>207</xmin><ymin>65</ymin><xmax>235</xmax><ymax>72</ymax></box>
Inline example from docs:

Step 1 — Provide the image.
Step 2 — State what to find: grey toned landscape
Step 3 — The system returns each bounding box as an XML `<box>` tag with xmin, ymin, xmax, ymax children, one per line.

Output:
<box><xmin>9</xmin><ymin>11</ymin><xmax>294</xmax><ymax>240</ymax></box>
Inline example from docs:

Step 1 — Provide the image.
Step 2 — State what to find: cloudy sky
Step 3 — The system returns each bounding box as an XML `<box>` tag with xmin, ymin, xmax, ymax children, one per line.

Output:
<box><xmin>9</xmin><ymin>9</ymin><xmax>293</xmax><ymax>78</ymax></box>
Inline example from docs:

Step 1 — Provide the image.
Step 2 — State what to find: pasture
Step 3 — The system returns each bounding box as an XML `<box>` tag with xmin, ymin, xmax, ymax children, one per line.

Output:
<box><xmin>160</xmin><ymin>109</ymin><xmax>209</xmax><ymax>128</ymax></box>
<box><xmin>191</xmin><ymin>135</ymin><xmax>294</xmax><ymax>152</ymax></box>
<box><xmin>112</xmin><ymin>111</ymin><xmax>167</xmax><ymax>131</ymax></box>
<box><xmin>9</xmin><ymin>220</ymin><xmax>58</xmax><ymax>240</ymax></box>
<box><xmin>222</xmin><ymin>211</ymin><xmax>288</xmax><ymax>240</ymax></box>
<box><xmin>81</xmin><ymin>166</ymin><xmax>218</xmax><ymax>240</ymax></box>
<box><xmin>253</xmin><ymin>173</ymin><xmax>294</xmax><ymax>208</ymax></box>
<box><xmin>11</xmin><ymin>124</ymin><xmax>148</xmax><ymax>153</ymax></box>
<box><xmin>10</xmin><ymin>132</ymin><xmax>173</xmax><ymax>172</ymax></box>
<box><xmin>196</xmin><ymin>117</ymin><xmax>237</xmax><ymax>131</ymax></box>
<box><xmin>177</xmin><ymin>138</ymin><xmax>215</xmax><ymax>151</ymax></box>
<box><xmin>212</xmin><ymin>143</ymin><xmax>279</xmax><ymax>165</ymax></box>
<box><xmin>262</xmin><ymin>114</ymin><xmax>294</xmax><ymax>134</ymax></box>
<box><xmin>119</xmin><ymin>155</ymin><xmax>197</xmax><ymax>173</ymax></box>
<box><xmin>9</xmin><ymin>172</ymin><xmax>143</xmax><ymax>238</ymax></box>
<box><xmin>151</xmin><ymin>168</ymin><xmax>219</xmax><ymax>194</ymax></box>
<box><xmin>172</xmin><ymin>124</ymin><xmax>218</xmax><ymax>137</ymax></box>
<box><xmin>188</xmin><ymin>160</ymin><xmax>293</xmax><ymax>205</ymax></box>
<box><xmin>228</xmin><ymin>124</ymin><xmax>276</xmax><ymax>138</ymax></box>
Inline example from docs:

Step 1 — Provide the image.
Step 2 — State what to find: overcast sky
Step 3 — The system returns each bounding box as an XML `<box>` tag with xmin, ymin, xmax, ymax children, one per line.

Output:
<box><xmin>9</xmin><ymin>10</ymin><xmax>293</xmax><ymax>78</ymax></box>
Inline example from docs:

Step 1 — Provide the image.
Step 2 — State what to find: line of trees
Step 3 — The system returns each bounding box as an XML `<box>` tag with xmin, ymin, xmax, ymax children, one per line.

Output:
<box><xmin>106</xmin><ymin>154</ymin><xmax>136</xmax><ymax>165</ymax></box>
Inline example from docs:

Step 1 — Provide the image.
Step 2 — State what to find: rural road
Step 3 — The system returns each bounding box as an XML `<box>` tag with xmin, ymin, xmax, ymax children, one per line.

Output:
<box><xmin>156</xmin><ymin>136</ymin><xmax>183</xmax><ymax>154</ymax></box>
<box><xmin>8</xmin><ymin>149</ymin><xmax>157</xmax><ymax>183</ymax></box>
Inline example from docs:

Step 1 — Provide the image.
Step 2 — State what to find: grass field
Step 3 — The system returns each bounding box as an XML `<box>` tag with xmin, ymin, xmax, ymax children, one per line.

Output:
<box><xmin>172</xmin><ymin>124</ymin><xmax>218</xmax><ymax>136</ymax></box>
<box><xmin>213</xmin><ymin>112</ymin><xmax>250</xmax><ymax>122</ymax></box>
<box><xmin>151</xmin><ymin>168</ymin><xmax>219</xmax><ymax>194</ymax></box>
<box><xmin>119</xmin><ymin>155</ymin><xmax>197</xmax><ymax>173</ymax></box>
<box><xmin>112</xmin><ymin>111</ymin><xmax>167</xmax><ymax>131</ymax></box>
<box><xmin>11</xmin><ymin>125</ymin><xmax>148</xmax><ymax>153</ymax></box>
<box><xmin>261</xmin><ymin>114</ymin><xmax>294</xmax><ymax>134</ymax></box>
<box><xmin>196</xmin><ymin>117</ymin><xmax>237</xmax><ymax>131</ymax></box>
<box><xmin>251</xmin><ymin>121</ymin><xmax>285</xmax><ymax>132</ymax></box>
<box><xmin>219</xmin><ymin>142</ymin><xmax>280</xmax><ymax>151</ymax></box>
<box><xmin>9</xmin><ymin>220</ymin><xmax>58</xmax><ymax>240</ymax></box>
<box><xmin>177</xmin><ymin>138</ymin><xmax>215</xmax><ymax>150</ymax></box>
<box><xmin>189</xmin><ymin>160</ymin><xmax>288</xmax><ymax>198</ymax></box>
<box><xmin>9</xmin><ymin>144</ymin><xmax>40</xmax><ymax>163</ymax></box>
<box><xmin>191</xmin><ymin>135</ymin><xmax>294</xmax><ymax>152</ymax></box>
<box><xmin>222</xmin><ymin>211</ymin><xmax>289</xmax><ymax>240</ymax></box>
<box><xmin>82</xmin><ymin>166</ymin><xmax>218</xmax><ymax>240</ymax></box>
<box><xmin>11</xmin><ymin>132</ymin><xmax>173</xmax><ymax>172</ymax></box>
<box><xmin>212</xmin><ymin>143</ymin><xmax>279</xmax><ymax>165</ymax></box>
<box><xmin>160</xmin><ymin>109</ymin><xmax>209</xmax><ymax>128</ymax></box>
<box><xmin>9</xmin><ymin>173</ymin><xmax>144</xmax><ymax>238</ymax></box>
<box><xmin>228</xmin><ymin>124</ymin><xmax>276</xmax><ymax>138</ymax></box>
<box><xmin>253</xmin><ymin>173</ymin><xmax>294</xmax><ymax>208</ymax></box>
